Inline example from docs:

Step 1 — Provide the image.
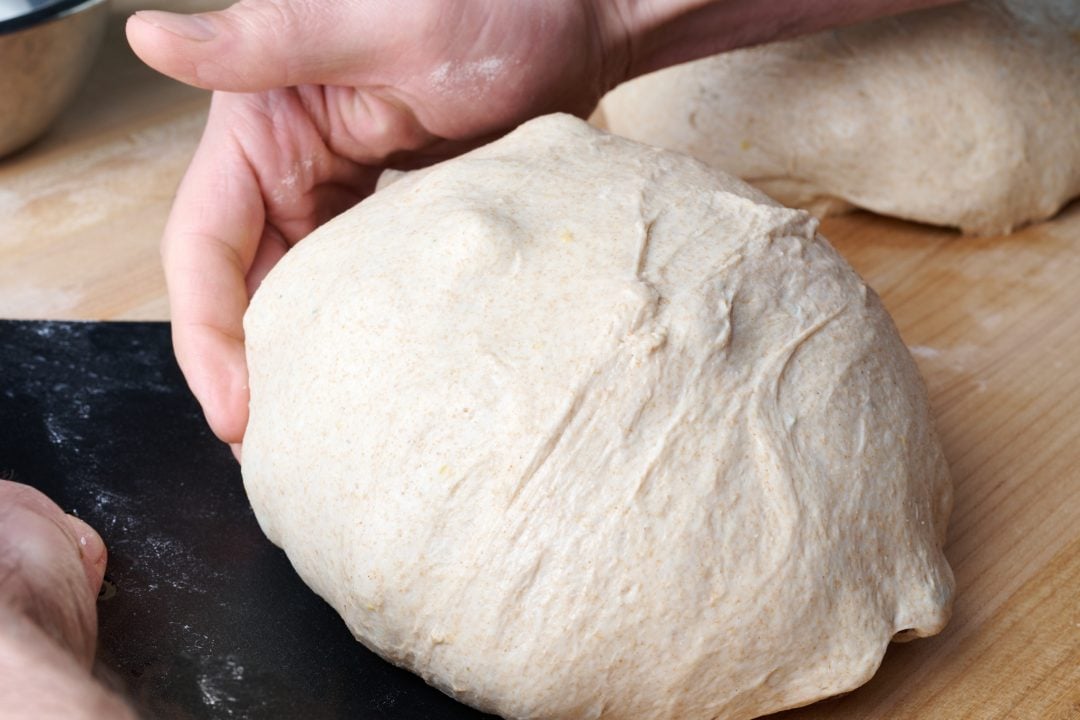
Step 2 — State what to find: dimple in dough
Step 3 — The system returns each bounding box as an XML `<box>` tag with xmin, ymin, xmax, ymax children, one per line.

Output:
<box><xmin>242</xmin><ymin>114</ymin><xmax>954</xmax><ymax>720</ymax></box>
<box><xmin>600</xmin><ymin>0</ymin><xmax>1080</xmax><ymax>236</ymax></box>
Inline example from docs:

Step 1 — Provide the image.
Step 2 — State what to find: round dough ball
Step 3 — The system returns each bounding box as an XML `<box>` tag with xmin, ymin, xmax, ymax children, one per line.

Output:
<box><xmin>242</xmin><ymin>114</ymin><xmax>954</xmax><ymax>720</ymax></box>
<box><xmin>600</xmin><ymin>0</ymin><xmax>1080</xmax><ymax>236</ymax></box>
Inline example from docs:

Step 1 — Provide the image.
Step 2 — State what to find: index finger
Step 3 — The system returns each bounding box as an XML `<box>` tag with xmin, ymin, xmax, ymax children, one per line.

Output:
<box><xmin>162</xmin><ymin>94</ymin><xmax>265</xmax><ymax>444</ymax></box>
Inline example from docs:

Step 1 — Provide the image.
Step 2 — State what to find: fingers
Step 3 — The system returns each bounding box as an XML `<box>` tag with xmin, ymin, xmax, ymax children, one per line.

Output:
<box><xmin>164</xmin><ymin>87</ymin><xmax>376</xmax><ymax>444</ymax></box>
<box><xmin>125</xmin><ymin>1</ymin><xmax>390</xmax><ymax>92</ymax></box>
<box><xmin>0</xmin><ymin>481</ymin><xmax>103</xmax><ymax>667</ymax></box>
<box><xmin>0</xmin><ymin>484</ymin><xmax>133</xmax><ymax>718</ymax></box>
<box><xmin>163</xmin><ymin>95</ymin><xmax>265</xmax><ymax>444</ymax></box>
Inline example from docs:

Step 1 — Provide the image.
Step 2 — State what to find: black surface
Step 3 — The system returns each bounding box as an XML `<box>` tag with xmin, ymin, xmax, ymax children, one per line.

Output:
<box><xmin>0</xmin><ymin>320</ymin><xmax>495</xmax><ymax>719</ymax></box>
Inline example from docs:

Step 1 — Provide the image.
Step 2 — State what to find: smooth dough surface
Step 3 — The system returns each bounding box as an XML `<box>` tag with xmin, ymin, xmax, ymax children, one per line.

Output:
<box><xmin>600</xmin><ymin>0</ymin><xmax>1080</xmax><ymax>235</ymax></box>
<box><xmin>242</xmin><ymin>114</ymin><xmax>954</xmax><ymax>720</ymax></box>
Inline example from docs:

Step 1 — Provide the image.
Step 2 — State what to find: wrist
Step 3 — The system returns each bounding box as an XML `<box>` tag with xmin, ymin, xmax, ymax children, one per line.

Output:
<box><xmin>603</xmin><ymin>0</ymin><xmax>805</xmax><ymax>79</ymax></box>
<box><xmin>600</xmin><ymin>0</ymin><xmax>687</xmax><ymax>78</ymax></box>
<box><xmin>598</xmin><ymin>0</ymin><xmax>954</xmax><ymax>80</ymax></box>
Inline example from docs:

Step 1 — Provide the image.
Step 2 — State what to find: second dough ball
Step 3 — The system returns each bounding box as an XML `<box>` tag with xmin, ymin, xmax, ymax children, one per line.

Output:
<box><xmin>601</xmin><ymin>0</ymin><xmax>1080</xmax><ymax>235</ymax></box>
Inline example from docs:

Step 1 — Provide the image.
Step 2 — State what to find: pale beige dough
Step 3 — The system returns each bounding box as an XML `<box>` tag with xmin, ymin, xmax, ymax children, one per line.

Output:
<box><xmin>600</xmin><ymin>0</ymin><xmax>1080</xmax><ymax>235</ymax></box>
<box><xmin>242</xmin><ymin>114</ymin><xmax>954</xmax><ymax>720</ymax></box>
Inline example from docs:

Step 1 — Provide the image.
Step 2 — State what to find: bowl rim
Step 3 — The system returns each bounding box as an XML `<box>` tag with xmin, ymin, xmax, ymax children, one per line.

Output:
<box><xmin>0</xmin><ymin>0</ymin><xmax>107</xmax><ymax>35</ymax></box>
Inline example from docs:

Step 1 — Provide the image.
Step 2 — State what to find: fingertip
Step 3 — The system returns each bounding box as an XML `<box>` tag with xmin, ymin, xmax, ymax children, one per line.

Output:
<box><xmin>203</xmin><ymin>387</ymin><xmax>249</xmax><ymax>448</ymax></box>
<box><xmin>63</xmin><ymin>515</ymin><xmax>106</xmax><ymax>596</ymax></box>
<box><xmin>174</xmin><ymin>327</ymin><xmax>250</xmax><ymax>445</ymax></box>
<box><xmin>126</xmin><ymin>7</ymin><xmax>290</xmax><ymax>92</ymax></box>
<box><xmin>124</xmin><ymin>11</ymin><xmax>149</xmax><ymax>48</ymax></box>
<box><xmin>126</xmin><ymin>12</ymin><xmax>164</xmax><ymax>62</ymax></box>
<box><xmin>209</xmin><ymin>346</ymin><xmax>249</xmax><ymax>446</ymax></box>
<box><xmin>125</xmin><ymin>11</ymin><xmax>208</xmax><ymax>87</ymax></box>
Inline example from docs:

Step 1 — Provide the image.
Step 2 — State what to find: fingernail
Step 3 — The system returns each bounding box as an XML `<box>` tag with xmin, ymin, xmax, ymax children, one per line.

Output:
<box><xmin>64</xmin><ymin>514</ymin><xmax>107</xmax><ymax>587</ymax></box>
<box><xmin>135</xmin><ymin>10</ymin><xmax>217</xmax><ymax>41</ymax></box>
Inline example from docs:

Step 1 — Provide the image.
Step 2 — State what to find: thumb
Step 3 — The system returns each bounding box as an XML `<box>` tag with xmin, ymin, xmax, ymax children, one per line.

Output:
<box><xmin>125</xmin><ymin>2</ymin><xmax>376</xmax><ymax>91</ymax></box>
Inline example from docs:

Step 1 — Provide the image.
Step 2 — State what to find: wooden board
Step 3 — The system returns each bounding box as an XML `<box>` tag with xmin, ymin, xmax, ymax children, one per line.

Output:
<box><xmin>0</xmin><ymin>0</ymin><xmax>226</xmax><ymax>321</ymax></box>
<box><xmin>0</xmin><ymin>2</ymin><xmax>1077</xmax><ymax>717</ymax></box>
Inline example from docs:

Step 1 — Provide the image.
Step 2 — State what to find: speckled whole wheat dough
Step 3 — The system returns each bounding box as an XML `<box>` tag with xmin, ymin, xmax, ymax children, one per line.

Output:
<box><xmin>242</xmin><ymin>114</ymin><xmax>954</xmax><ymax>720</ymax></box>
<box><xmin>600</xmin><ymin>0</ymin><xmax>1080</xmax><ymax>235</ymax></box>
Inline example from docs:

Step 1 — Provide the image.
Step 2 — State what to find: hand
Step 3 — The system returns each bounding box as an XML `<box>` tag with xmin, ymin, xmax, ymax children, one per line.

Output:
<box><xmin>127</xmin><ymin>0</ymin><xmax>948</xmax><ymax>450</ymax></box>
<box><xmin>126</xmin><ymin>0</ymin><xmax>632</xmax><ymax>449</ymax></box>
<box><xmin>0</xmin><ymin>480</ymin><xmax>105</xmax><ymax>663</ymax></box>
<box><xmin>0</xmin><ymin>480</ymin><xmax>131</xmax><ymax>717</ymax></box>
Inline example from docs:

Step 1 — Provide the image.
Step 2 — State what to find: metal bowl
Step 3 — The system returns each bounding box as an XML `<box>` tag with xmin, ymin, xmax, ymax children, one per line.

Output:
<box><xmin>0</xmin><ymin>0</ymin><xmax>109</xmax><ymax>158</ymax></box>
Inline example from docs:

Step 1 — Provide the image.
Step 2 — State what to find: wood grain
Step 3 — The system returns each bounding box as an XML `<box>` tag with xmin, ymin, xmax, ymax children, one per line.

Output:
<box><xmin>0</xmin><ymin>0</ymin><xmax>226</xmax><ymax>321</ymax></box>
<box><xmin>1</xmin><ymin>2</ymin><xmax>1077</xmax><ymax>717</ymax></box>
